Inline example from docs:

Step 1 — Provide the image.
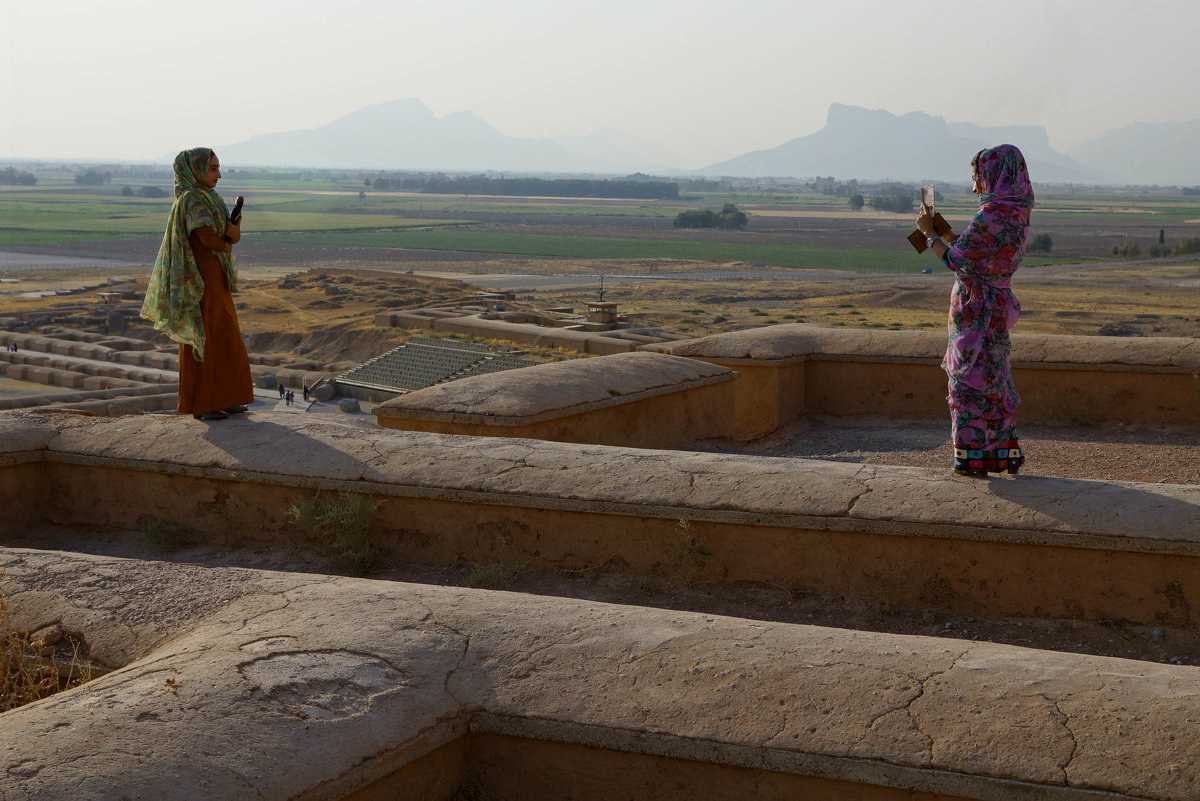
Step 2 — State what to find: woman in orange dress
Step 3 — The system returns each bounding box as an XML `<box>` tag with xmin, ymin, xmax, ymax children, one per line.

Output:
<box><xmin>141</xmin><ymin>148</ymin><xmax>254</xmax><ymax>420</ymax></box>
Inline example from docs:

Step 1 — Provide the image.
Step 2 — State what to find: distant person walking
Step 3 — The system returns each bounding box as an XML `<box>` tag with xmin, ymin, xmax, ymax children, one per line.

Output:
<box><xmin>915</xmin><ymin>144</ymin><xmax>1033</xmax><ymax>477</ymax></box>
<box><xmin>141</xmin><ymin>148</ymin><xmax>253</xmax><ymax>421</ymax></box>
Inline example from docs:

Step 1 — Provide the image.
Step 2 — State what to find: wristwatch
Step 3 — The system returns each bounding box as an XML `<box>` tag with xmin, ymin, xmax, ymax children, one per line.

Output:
<box><xmin>926</xmin><ymin>235</ymin><xmax>939</xmax><ymax>249</ymax></box>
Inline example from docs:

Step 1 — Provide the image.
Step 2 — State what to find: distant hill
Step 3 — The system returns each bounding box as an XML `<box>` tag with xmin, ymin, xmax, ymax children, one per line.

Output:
<box><xmin>214</xmin><ymin>97</ymin><xmax>1200</xmax><ymax>186</ymax></box>
<box><xmin>700</xmin><ymin>103</ymin><xmax>1102</xmax><ymax>184</ymax></box>
<box><xmin>1068</xmin><ymin>120</ymin><xmax>1200</xmax><ymax>186</ymax></box>
<box><xmin>217</xmin><ymin>98</ymin><xmax>600</xmax><ymax>173</ymax></box>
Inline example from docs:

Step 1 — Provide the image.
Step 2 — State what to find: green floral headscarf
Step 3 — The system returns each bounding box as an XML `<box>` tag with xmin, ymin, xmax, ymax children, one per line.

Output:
<box><xmin>139</xmin><ymin>147</ymin><xmax>237</xmax><ymax>361</ymax></box>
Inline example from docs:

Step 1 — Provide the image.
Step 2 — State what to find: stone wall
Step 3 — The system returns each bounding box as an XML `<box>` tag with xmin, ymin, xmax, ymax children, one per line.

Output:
<box><xmin>375</xmin><ymin>325</ymin><xmax>1200</xmax><ymax>447</ymax></box>
<box><xmin>6</xmin><ymin>410</ymin><xmax>1199</xmax><ymax>629</ymax></box>
<box><xmin>2</xmin><ymin>529</ymin><xmax>1198</xmax><ymax>799</ymax></box>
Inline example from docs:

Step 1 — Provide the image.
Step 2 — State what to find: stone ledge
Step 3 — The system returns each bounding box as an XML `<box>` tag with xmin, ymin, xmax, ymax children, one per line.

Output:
<box><xmin>668</xmin><ymin>323</ymin><xmax>1200</xmax><ymax>372</ymax></box>
<box><xmin>0</xmin><ymin>548</ymin><xmax>1195</xmax><ymax>800</ymax></box>
<box><xmin>374</xmin><ymin>351</ymin><xmax>734</xmax><ymax>422</ymax></box>
<box><xmin>4</xmin><ymin>410</ymin><xmax>1198</xmax><ymax>553</ymax></box>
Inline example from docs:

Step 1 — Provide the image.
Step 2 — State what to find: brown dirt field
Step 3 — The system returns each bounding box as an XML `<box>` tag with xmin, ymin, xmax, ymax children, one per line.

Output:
<box><xmin>5</xmin><ymin>258</ymin><xmax>1200</xmax><ymax>347</ymax></box>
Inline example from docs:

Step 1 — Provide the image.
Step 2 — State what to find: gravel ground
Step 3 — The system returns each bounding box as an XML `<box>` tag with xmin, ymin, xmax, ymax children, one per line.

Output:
<box><xmin>713</xmin><ymin>414</ymin><xmax>1200</xmax><ymax>485</ymax></box>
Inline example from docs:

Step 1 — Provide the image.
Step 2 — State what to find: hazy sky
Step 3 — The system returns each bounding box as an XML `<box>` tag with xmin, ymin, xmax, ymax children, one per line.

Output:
<box><xmin>3</xmin><ymin>0</ymin><xmax>1198</xmax><ymax>167</ymax></box>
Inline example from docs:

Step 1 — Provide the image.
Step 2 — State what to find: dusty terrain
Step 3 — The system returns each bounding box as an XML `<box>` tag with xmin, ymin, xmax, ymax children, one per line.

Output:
<box><xmin>5</xmin><ymin>251</ymin><xmax>1200</xmax><ymax>346</ymax></box>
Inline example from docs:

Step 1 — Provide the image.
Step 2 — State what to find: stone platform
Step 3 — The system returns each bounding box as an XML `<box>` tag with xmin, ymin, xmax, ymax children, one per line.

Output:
<box><xmin>1</xmin><ymin>547</ymin><xmax>1197</xmax><ymax>800</ymax></box>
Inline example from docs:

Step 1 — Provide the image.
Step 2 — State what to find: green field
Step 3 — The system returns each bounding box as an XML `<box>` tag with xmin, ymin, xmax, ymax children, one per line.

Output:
<box><xmin>2</xmin><ymin>177</ymin><xmax>1197</xmax><ymax>269</ymax></box>
<box><xmin>256</xmin><ymin>229</ymin><xmax>931</xmax><ymax>272</ymax></box>
<box><xmin>0</xmin><ymin>188</ymin><xmax>467</xmax><ymax>243</ymax></box>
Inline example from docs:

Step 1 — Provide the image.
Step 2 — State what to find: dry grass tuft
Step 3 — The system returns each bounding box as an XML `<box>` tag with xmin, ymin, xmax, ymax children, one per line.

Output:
<box><xmin>1</xmin><ymin>576</ymin><xmax>97</xmax><ymax>712</ymax></box>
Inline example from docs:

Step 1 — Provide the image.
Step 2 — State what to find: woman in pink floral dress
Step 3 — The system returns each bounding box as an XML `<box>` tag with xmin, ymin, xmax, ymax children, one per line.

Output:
<box><xmin>916</xmin><ymin>144</ymin><xmax>1034</xmax><ymax>476</ymax></box>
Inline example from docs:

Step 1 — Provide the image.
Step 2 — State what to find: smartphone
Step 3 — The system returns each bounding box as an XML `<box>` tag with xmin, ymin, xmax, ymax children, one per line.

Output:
<box><xmin>230</xmin><ymin>195</ymin><xmax>244</xmax><ymax>225</ymax></box>
<box><xmin>920</xmin><ymin>185</ymin><xmax>935</xmax><ymax>213</ymax></box>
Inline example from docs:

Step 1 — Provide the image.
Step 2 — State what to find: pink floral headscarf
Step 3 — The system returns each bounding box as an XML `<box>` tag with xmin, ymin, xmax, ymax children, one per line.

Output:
<box><xmin>974</xmin><ymin>144</ymin><xmax>1035</xmax><ymax>208</ymax></box>
<box><xmin>945</xmin><ymin>144</ymin><xmax>1034</xmax><ymax>286</ymax></box>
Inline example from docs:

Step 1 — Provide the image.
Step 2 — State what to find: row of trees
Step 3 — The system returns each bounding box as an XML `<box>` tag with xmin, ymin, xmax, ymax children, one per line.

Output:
<box><xmin>363</xmin><ymin>173</ymin><xmax>680</xmax><ymax>200</ymax></box>
<box><xmin>672</xmin><ymin>203</ymin><xmax>748</xmax><ymax>230</ymax></box>
<box><xmin>858</xmin><ymin>194</ymin><xmax>914</xmax><ymax>213</ymax></box>
<box><xmin>120</xmin><ymin>185</ymin><xmax>168</xmax><ymax>198</ymax></box>
<box><xmin>0</xmin><ymin>167</ymin><xmax>36</xmax><ymax>186</ymax></box>
<box><xmin>75</xmin><ymin>169</ymin><xmax>113</xmax><ymax>185</ymax></box>
<box><xmin>847</xmin><ymin>184</ymin><xmax>942</xmax><ymax>213</ymax></box>
<box><xmin>1147</xmin><ymin>237</ymin><xmax>1200</xmax><ymax>258</ymax></box>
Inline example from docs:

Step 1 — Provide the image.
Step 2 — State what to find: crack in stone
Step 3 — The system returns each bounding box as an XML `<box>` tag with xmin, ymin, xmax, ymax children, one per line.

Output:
<box><xmin>1044</xmin><ymin>694</ymin><xmax>1077</xmax><ymax>785</ymax></box>
<box><xmin>416</xmin><ymin>603</ymin><xmax>474</xmax><ymax>707</ymax></box>
<box><xmin>230</xmin><ymin>596</ymin><xmax>292</xmax><ymax>636</ymax></box>
<box><xmin>904</xmin><ymin>648</ymin><xmax>971</xmax><ymax>759</ymax></box>
<box><xmin>845</xmin><ymin>468</ymin><xmax>878</xmax><ymax>517</ymax></box>
<box><xmin>491</xmin><ymin>457</ymin><xmax>531</xmax><ymax>478</ymax></box>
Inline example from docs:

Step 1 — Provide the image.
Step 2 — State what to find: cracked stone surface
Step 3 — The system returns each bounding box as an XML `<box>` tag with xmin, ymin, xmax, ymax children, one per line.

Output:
<box><xmin>5</xmin><ymin>409</ymin><xmax>1199</xmax><ymax>550</ymax></box>
<box><xmin>1</xmin><ymin>548</ymin><xmax>1198</xmax><ymax>800</ymax></box>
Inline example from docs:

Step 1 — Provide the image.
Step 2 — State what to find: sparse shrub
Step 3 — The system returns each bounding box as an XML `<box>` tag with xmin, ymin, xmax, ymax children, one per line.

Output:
<box><xmin>672</xmin><ymin>204</ymin><xmax>747</xmax><ymax>230</ymax></box>
<box><xmin>1114</xmin><ymin>239</ymin><xmax>1141</xmax><ymax>258</ymax></box>
<box><xmin>464</xmin><ymin>562</ymin><xmax>519</xmax><ymax>589</ymax></box>
<box><xmin>633</xmin><ymin>575</ymin><xmax>663</xmax><ymax>594</ymax></box>
<box><xmin>712</xmin><ymin>315</ymin><xmax>727</xmax><ymax>324</ymax></box>
<box><xmin>1175</xmin><ymin>237</ymin><xmax>1200</xmax><ymax>256</ymax></box>
<box><xmin>1099</xmin><ymin>322</ymin><xmax>1139</xmax><ymax>337</ymax></box>
<box><xmin>1027</xmin><ymin>233</ymin><xmax>1053</xmax><ymax>254</ymax></box>
<box><xmin>138</xmin><ymin>516</ymin><xmax>192</xmax><ymax>552</ymax></box>
<box><xmin>287</xmin><ymin>492</ymin><xmax>379</xmax><ymax>576</ymax></box>
<box><xmin>559</xmin><ymin>564</ymin><xmax>598</xmax><ymax>586</ymax></box>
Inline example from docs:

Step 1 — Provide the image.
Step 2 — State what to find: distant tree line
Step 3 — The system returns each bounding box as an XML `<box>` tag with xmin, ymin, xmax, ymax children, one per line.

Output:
<box><xmin>120</xmin><ymin>185</ymin><xmax>168</xmax><ymax>198</ymax></box>
<box><xmin>673</xmin><ymin>203</ymin><xmax>748</xmax><ymax>230</ymax></box>
<box><xmin>1147</xmin><ymin>236</ymin><xmax>1200</xmax><ymax>258</ymax></box>
<box><xmin>842</xmin><ymin>181</ymin><xmax>940</xmax><ymax>213</ymax></box>
<box><xmin>868</xmin><ymin>195</ymin><xmax>915</xmax><ymax>213</ymax></box>
<box><xmin>75</xmin><ymin>169</ymin><xmax>112</xmax><ymax>186</ymax></box>
<box><xmin>363</xmin><ymin>173</ymin><xmax>679</xmax><ymax>200</ymax></box>
<box><xmin>0</xmin><ymin>167</ymin><xmax>36</xmax><ymax>186</ymax></box>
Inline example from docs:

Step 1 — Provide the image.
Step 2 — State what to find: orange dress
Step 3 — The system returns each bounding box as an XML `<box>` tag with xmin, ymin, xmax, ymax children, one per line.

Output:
<box><xmin>176</xmin><ymin>227</ymin><xmax>254</xmax><ymax>415</ymax></box>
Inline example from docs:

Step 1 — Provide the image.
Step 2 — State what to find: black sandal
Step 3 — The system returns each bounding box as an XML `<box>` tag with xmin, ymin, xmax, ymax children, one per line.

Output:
<box><xmin>224</xmin><ymin>405</ymin><xmax>249</xmax><ymax>414</ymax></box>
<box><xmin>193</xmin><ymin>411</ymin><xmax>229</xmax><ymax>421</ymax></box>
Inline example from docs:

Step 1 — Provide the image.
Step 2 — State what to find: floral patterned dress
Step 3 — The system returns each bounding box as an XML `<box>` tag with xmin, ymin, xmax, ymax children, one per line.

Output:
<box><xmin>941</xmin><ymin>145</ymin><xmax>1035</xmax><ymax>473</ymax></box>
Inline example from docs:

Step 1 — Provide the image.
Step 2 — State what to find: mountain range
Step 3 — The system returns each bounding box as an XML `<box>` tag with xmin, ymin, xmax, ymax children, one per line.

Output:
<box><xmin>215</xmin><ymin>98</ymin><xmax>1200</xmax><ymax>186</ymax></box>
